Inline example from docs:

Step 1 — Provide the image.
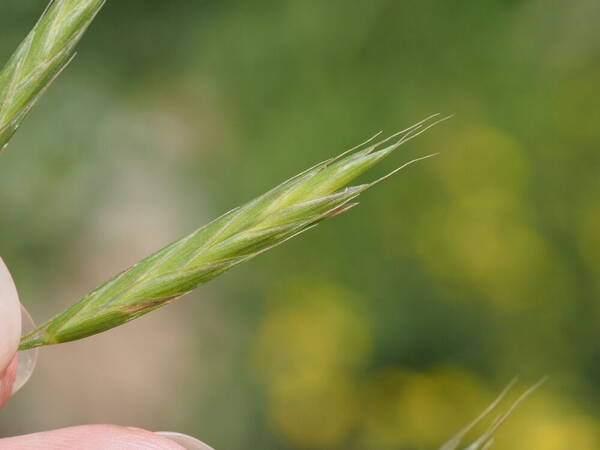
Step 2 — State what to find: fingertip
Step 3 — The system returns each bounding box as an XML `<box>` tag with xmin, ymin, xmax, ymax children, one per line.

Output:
<box><xmin>0</xmin><ymin>355</ymin><xmax>17</xmax><ymax>407</ymax></box>
<box><xmin>0</xmin><ymin>258</ymin><xmax>22</xmax><ymax>374</ymax></box>
<box><xmin>0</xmin><ymin>425</ymin><xmax>187</xmax><ymax>449</ymax></box>
<box><xmin>156</xmin><ymin>431</ymin><xmax>215</xmax><ymax>450</ymax></box>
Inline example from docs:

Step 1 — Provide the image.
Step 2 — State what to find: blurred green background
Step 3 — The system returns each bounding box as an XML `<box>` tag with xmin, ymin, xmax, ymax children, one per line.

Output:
<box><xmin>1</xmin><ymin>0</ymin><xmax>599</xmax><ymax>448</ymax></box>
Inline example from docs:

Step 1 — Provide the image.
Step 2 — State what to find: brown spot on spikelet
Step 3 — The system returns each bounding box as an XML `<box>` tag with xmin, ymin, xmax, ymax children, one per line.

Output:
<box><xmin>119</xmin><ymin>295</ymin><xmax>183</xmax><ymax>314</ymax></box>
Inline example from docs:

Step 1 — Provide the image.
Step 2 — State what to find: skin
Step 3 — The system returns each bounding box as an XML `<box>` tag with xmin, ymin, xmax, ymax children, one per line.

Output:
<box><xmin>0</xmin><ymin>259</ymin><xmax>197</xmax><ymax>449</ymax></box>
<box><xmin>0</xmin><ymin>426</ymin><xmax>186</xmax><ymax>450</ymax></box>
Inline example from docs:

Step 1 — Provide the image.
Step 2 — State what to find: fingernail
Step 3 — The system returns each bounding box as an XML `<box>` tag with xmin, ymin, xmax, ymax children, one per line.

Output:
<box><xmin>0</xmin><ymin>257</ymin><xmax>22</xmax><ymax>374</ymax></box>
<box><xmin>155</xmin><ymin>431</ymin><xmax>215</xmax><ymax>450</ymax></box>
<box><xmin>13</xmin><ymin>304</ymin><xmax>39</xmax><ymax>394</ymax></box>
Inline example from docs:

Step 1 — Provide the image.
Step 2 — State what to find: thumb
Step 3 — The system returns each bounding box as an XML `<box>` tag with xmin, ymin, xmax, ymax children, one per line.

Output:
<box><xmin>0</xmin><ymin>257</ymin><xmax>22</xmax><ymax>403</ymax></box>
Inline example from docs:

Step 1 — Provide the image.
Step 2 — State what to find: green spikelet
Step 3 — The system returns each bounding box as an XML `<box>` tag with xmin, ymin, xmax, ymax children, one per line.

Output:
<box><xmin>440</xmin><ymin>378</ymin><xmax>547</xmax><ymax>450</ymax></box>
<box><xmin>19</xmin><ymin>115</ymin><xmax>447</xmax><ymax>350</ymax></box>
<box><xmin>0</xmin><ymin>0</ymin><xmax>106</xmax><ymax>150</ymax></box>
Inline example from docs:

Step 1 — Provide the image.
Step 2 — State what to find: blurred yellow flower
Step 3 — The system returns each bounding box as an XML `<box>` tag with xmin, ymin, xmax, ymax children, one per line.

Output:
<box><xmin>434</xmin><ymin>125</ymin><xmax>530</xmax><ymax>205</ymax></box>
<box><xmin>253</xmin><ymin>281</ymin><xmax>371</xmax><ymax>448</ymax></box>
<box><xmin>416</xmin><ymin>125</ymin><xmax>572</xmax><ymax>310</ymax></box>
<box><xmin>494</xmin><ymin>394</ymin><xmax>600</xmax><ymax>450</ymax></box>
<box><xmin>268</xmin><ymin>372</ymin><xmax>359</xmax><ymax>449</ymax></box>
<box><xmin>359</xmin><ymin>367</ymin><xmax>491</xmax><ymax>449</ymax></box>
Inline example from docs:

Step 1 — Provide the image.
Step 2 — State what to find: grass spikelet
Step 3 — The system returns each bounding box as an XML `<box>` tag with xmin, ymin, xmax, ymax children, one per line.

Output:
<box><xmin>0</xmin><ymin>0</ymin><xmax>106</xmax><ymax>151</ymax></box>
<box><xmin>441</xmin><ymin>377</ymin><xmax>548</xmax><ymax>450</ymax></box>
<box><xmin>19</xmin><ymin>115</ymin><xmax>448</xmax><ymax>350</ymax></box>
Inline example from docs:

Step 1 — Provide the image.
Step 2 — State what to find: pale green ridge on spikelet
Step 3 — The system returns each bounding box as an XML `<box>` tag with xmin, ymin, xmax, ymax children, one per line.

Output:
<box><xmin>19</xmin><ymin>115</ymin><xmax>447</xmax><ymax>350</ymax></box>
<box><xmin>0</xmin><ymin>0</ymin><xmax>106</xmax><ymax>150</ymax></box>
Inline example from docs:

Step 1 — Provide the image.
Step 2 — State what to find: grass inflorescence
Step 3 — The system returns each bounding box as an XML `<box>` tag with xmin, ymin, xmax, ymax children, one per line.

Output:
<box><xmin>441</xmin><ymin>378</ymin><xmax>547</xmax><ymax>450</ymax></box>
<box><xmin>19</xmin><ymin>115</ymin><xmax>448</xmax><ymax>350</ymax></box>
<box><xmin>0</xmin><ymin>0</ymin><xmax>106</xmax><ymax>151</ymax></box>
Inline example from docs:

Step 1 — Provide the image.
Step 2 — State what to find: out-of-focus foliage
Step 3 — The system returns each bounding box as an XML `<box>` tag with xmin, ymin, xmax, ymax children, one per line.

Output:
<box><xmin>0</xmin><ymin>1</ymin><xmax>598</xmax><ymax>449</ymax></box>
